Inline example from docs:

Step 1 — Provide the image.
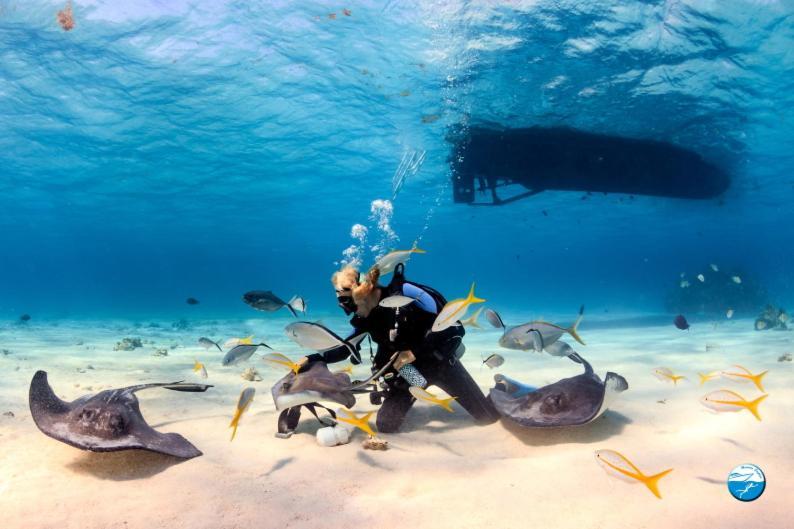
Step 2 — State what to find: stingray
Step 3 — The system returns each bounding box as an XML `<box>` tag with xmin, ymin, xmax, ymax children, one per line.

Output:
<box><xmin>271</xmin><ymin>362</ymin><xmax>356</xmax><ymax>411</ymax></box>
<box><xmin>489</xmin><ymin>355</ymin><xmax>628</xmax><ymax>427</ymax></box>
<box><xmin>29</xmin><ymin>371</ymin><xmax>212</xmax><ymax>459</ymax></box>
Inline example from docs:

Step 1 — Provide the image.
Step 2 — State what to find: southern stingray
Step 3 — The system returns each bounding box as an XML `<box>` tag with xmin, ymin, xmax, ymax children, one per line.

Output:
<box><xmin>489</xmin><ymin>355</ymin><xmax>628</xmax><ymax>427</ymax></box>
<box><xmin>29</xmin><ymin>370</ymin><xmax>212</xmax><ymax>459</ymax></box>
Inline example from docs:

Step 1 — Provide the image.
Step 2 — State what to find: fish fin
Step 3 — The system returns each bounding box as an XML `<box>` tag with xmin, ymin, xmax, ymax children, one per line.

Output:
<box><xmin>347</xmin><ymin>333</ymin><xmax>368</xmax><ymax>348</ymax></box>
<box><xmin>697</xmin><ymin>373</ymin><xmax>710</xmax><ymax>386</ymax></box>
<box><xmin>229</xmin><ymin>409</ymin><xmax>242</xmax><ymax>440</ymax></box>
<box><xmin>441</xmin><ymin>397</ymin><xmax>457</xmax><ymax>413</ymax></box>
<box><xmin>752</xmin><ymin>371</ymin><xmax>768</xmax><ymax>392</ymax></box>
<box><xmin>258</xmin><ymin>342</ymin><xmax>273</xmax><ymax>350</ymax></box>
<box><xmin>285</xmin><ymin>303</ymin><xmax>298</xmax><ymax>318</ymax></box>
<box><xmin>567</xmin><ymin>311</ymin><xmax>586</xmax><ymax>346</ymax></box>
<box><xmin>214</xmin><ymin>341</ymin><xmax>222</xmax><ymax>352</ymax></box>
<box><xmin>466</xmin><ymin>283</ymin><xmax>485</xmax><ymax>304</ymax></box>
<box><xmin>745</xmin><ymin>394</ymin><xmax>768</xmax><ymax>421</ymax></box>
<box><xmin>642</xmin><ymin>468</ymin><xmax>673</xmax><ymax>499</ymax></box>
<box><xmin>411</xmin><ymin>248</ymin><xmax>427</xmax><ymax>254</ymax></box>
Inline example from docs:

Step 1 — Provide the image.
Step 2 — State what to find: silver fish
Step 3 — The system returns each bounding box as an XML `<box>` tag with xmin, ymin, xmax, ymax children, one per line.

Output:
<box><xmin>492</xmin><ymin>307</ymin><xmax>585</xmax><ymax>352</ymax></box>
<box><xmin>198</xmin><ymin>337</ymin><xmax>222</xmax><ymax>352</ymax></box>
<box><xmin>222</xmin><ymin>343</ymin><xmax>271</xmax><ymax>366</ymax></box>
<box><xmin>482</xmin><ymin>353</ymin><xmax>504</xmax><ymax>369</ymax></box>
<box><xmin>543</xmin><ymin>340</ymin><xmax>576</xmax><ymax>357</ymax></box>
<box><xmin>285</xmin><ymin>322</ymin><xmax>368</xmax><ymax>363</ymax></box>
<box><xmin>379</xmin><ymin>295</ymin><xmax>416</xmax><ymax>308</ymax></box>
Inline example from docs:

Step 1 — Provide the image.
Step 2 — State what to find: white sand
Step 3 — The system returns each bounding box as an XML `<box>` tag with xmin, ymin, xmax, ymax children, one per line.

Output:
<box><xmin>1</xmin><ymin>316</ymin><xmax>792</xmax><ymax>529</ymax></box>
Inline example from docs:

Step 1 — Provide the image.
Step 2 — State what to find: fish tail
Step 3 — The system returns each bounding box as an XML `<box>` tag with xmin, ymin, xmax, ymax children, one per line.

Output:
<box><xmin>751</xmin><ymin>371</ymin><xmax>768</xmax><ymax>392</ymax></box>
<box><xmin>466</xmin><ymin>283</ymin><xmax>486</xmax><ymax>304</ymax></box>
<box><xmin>284</xmin><ymin>302</ymin><xmax>298</xmax><ymax>318</ymax></box>
<box><xmin>214</xmin><ymin>341</ymin><xmax>222</xmax><ymax>352</ymax></box>
<box><xmin>229</xmin><ymin>410</ymin><xmax>242</xmax><ymax>441</ymax></box>
<box><xmin>642</xmin><ymin>468</ymin><xmax>673</xmax><ymax>499</ymax></box>
<box><xmin>411</xmin><ymin>247</ymin><xmax>427</xmax><ymax>254</ymax></box>
<box><xmin>567</xmin><ymin>311</ymin><xmax>586</xmax><ymax>346</ymax></box>
<box><xmin>441</xmin><ymin>397</ymin><xmax>457</xmax><ymax>413</ymax></box>
<box><xmin>468</xmin><ymin>307</ymin><xmax>483</xmax><ymax>328</ymax></box>
<box><xmin>745</xmin><ymin>394</ymin><xmax>768</xmax><ymax>421</ymax></box>
<box><xmin>672</xmin><ymin>375</ymin><xmax>686</xmax><ymax>385</ymax></box>
<box><xmin>698</xmin><ymin>373</ymin><xmax>709</xmax><ymax>386</ymax></box>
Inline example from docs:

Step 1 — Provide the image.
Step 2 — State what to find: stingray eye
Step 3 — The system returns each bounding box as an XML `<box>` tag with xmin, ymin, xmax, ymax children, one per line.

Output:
<box><xmin>79</xmin><ymin>409</ymin><xmax>95</xmax><ymax>421</ymax></box>
<box><xmin>108</xmin><ymin>414</ymin><xmax>125</xmax><ymax>433</ymax></box>
<box><xmin>542</xmin><ymin>392</ymin><xmax>568</xmax><ymax>412</ymax></box>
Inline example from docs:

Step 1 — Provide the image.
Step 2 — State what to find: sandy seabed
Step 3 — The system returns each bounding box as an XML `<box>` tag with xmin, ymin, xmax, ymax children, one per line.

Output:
<box><xmin>0</xmin><ymin>315</ymin><xmax>791</xmax><ymax>529</ymax></box>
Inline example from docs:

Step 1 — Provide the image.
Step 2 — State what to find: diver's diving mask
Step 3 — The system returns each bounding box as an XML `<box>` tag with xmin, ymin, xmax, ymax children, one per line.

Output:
<box><xmin>337</xmin><ymin>294</ymin><xmax>357</xmax><ymax>315</ymax></box>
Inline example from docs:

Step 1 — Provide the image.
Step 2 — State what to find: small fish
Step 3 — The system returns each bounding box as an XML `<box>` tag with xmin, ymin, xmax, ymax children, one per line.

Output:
<box><xmin>495</xmin><ymin>306</ymin><xmax>586</xmax><ymax>351</ymax></box>
<box><xmin>680</xmin><ymin>280</ymin><xmax>690</xmax><ymax>288</ymax></box>
<box><xmin>710</xmin><ymin>264</ymin><xmax>719</xmax><ymax>272</ymax></box>
<box><xmin>222</xmin><ymin>342</ymin><xmax>272</xmax><ymax>366</ymax></box>
<box><xmin>19</xmin><ymin>314</ymin><xmax>31</xmax><ymax>322</ymax></box>
<box><xmin>242</xmin><ymin>291</ymin><xmax>304</xmax><ymax>317</ymax></box>
<box><xmin>262</xmin><ymin>352</ymin><xmax>302</xmax><ymax>374</ymax></box>
<box><xmin>335</xmin><ymin>365</ymin><xmax>354</xmax><ymax>375</ymax></box>
<box><xmin>284</xmin><ymin>322</ymin><xmax>367</xmax><ymax>361</ymax></box>
<box><xmin>288</xmin><ymin>295</ymin><xmax>307</xmax><ymax>315</ymax></box>
<box><xmin>186</xmin><ymin>297</ymin><xmax>200</xmax><ymax>305</ymax></box>
<box><xmin>431</xmin><ymin>283</ymin><xmax>485</xmax><ymax>333</ymax></box>
<box><xmin>460</xmin><ymin>307</ymin><xmax>484</xmax><ymax>328</ymax></box>
<box><xmin>732</xmin><ymin>276</ymin><xmax>742</xmax><ymax>284</ymax></box>
<box><xmin>673</xmin><ymin>314</ymin><xmax>690</xmax><ymax>330</ymax></box>
<box><xmin>779</xmin><ymin>311</ymin><xmax>789</xmax><ymax>324</ymax></box>
<box><xmin>224</xmin><ymin>335</ymin><xmax>254</xmax><ymax>349</ymax></box>
<box><xmin>594</xmin><ymin>450</ymin><xmax>673</xmax><ymax>499</ymax></box>
<box><xmin>720</xmin><ymin>365</ymin><xmax>768</xmax><ymax>392</ymax></box>
<box><xmin>777</xmin><ymin>353</ymin><xmax>792</xmax><ymax>362</ymax></box>
<box><xmin>700</xmin><ymin>390</ymin><xmax>767</xmax><ymax>421</ymax></box>
<box><xmin>336</xmin><ymin>409</ymin><xmax>376</xmax><ymax>436</ymax></box>
<box><xmin>343</xmin><ymin>8</ymin><xmax>351</xmax><ymax>16</ymax></box>
<box><xmin>726</xmin><ymin>308</ymin><xmax>734</xmax><ymax>319</ymax></box>
<box><xmin>484</xmin><ymin>308</ymin><xmax>504</xmax><ymax>329</ymax></box>
<box><xmin>198</xmin><ymin>337</ymin><xmax>222</xmax><ymax>352</ymax></box>
<box><xmin>229</xmin><ymin>387</ymin><xmax>255</xmax><ymax>441</ymax></box>
<box><xmin>543</xmin><ymin>340</ymin><xmax>576</xmax><ymax>358</ymax></box>
<box><xmin>409</xmin><ymin>386</ymin><xmax>457</xmax><ymax>412</ymax></box>
<box><xmin>657</xmin><ymin>399</ymin><xmax>667</xmax><ymax>404</ymax></box>
<box><xmin>373</xmin><ymin>248</ymin><xmax>426</xmax><ymax>276</ymax></box>
<box><xmin>193</xmin><ymin>359</ymin><xmax>208</xmax><ymax>379</ymax></box>
<box><xmin>421</xmin><ymin>114</ymin><xmax>440</xmax><ymax>124</ymax></box>
<box><xmin>653</xmin><ymin>367</ymin><xmax>686</xmax><ymax>385</ymax></box>
<box><xmin>482</xmin><ymin>353</ymin><xmax>504</xmax><ymax>369</ymax></box>
<box><xmin>379</xmin><ymin>295</ymin><xmax>417</xmax><ymax>308</ymax></box>
<box><xmin>697</xmin><ymin>274</ymin><xmax>705</xmax><ymax>282</ymax></box>
<box><xmin>698</xmin><ymin>371</ymin><xmax>720</xmax><ymax>385</ymax></box>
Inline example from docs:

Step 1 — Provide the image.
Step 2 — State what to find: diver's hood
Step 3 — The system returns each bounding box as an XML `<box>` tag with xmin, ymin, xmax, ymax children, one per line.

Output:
<box><xmin>29</xmin><ymin>371</ymin><xmax>210</xmax><ymax>459</ymax></box>
<box><xmin>489</xmin><ymin>356</ymin><xmax>628</xmax><ymax>428</ymax></box>
<box><xmin>271</xmin><ymin>362</ymin><xmax>356</xmax><ymax>412</ymax></box>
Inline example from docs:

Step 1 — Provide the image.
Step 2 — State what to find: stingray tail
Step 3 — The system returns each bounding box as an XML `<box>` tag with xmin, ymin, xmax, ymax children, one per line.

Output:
<box><xmin>642</xmin><ymin>468</ymin><xmax>673</xmax><ymax>499</ymax></box>
<box><xmin>567</xmin><ymin>305</ymin><xmax>586</xmax><ymax>346</ymax></box>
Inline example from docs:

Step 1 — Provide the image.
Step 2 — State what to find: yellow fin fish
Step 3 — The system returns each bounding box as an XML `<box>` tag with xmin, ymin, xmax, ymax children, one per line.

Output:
<box><xmin>698</xmin><ymin>371</ymin><xmax>720</xmax><ymax>385</ymax></box>
<box><xmin>700</xmin><ymin>390</ymin><xmax>768</xmax><ymax>421</ymax></box>
<box><xmin>239</xmin><ymin>335</ymin><xmax>254</xmax><ymax>345</ymax></box>
<box><xmin>431</xmin><ymin>283</ymin><xmax>485</xmax><ymax>333</ymax></box>
<box><xmin>595</xmin><ymin>449</ymin><xmax>673</xmax><ymax>499</ymax></box>
<box><xmin>460</xmin><ymin>306</ymin><xmax>484</xmax><ymax>329</ymax></box>
<box><xmin>408</xmin><ymin>386</ymin><xmax>457</xmax><ymax>412</ymax></box>
<box><xmin>229</xmin><ymin>387</ymin><xmax>256</xmax><ymax>441</ymax></box>
<box><xmin>652</xmin><ymin>367</ymin><xmax>686</xmax><ymax>385</ymax></box>
<box><xmin>335</xmin><ymin>365</ymin><xmax>354</xmax><ymax>375</ymax></box>
<box><xmin>720</xmin><ymin>365</ymin><xmax>768</xmax><ymax>392</ymax></box>
<box><xmin>262</xmin><ymin>352</ymin><xmax>302</xmax><ymax>374</ymax></box>
<box><xmin>223</xmin><ymin>335</ymin><xmax>254</xmax><ymax>348</ymax></box>
<box><xmin>336</xmin><ymin>409</ymin><xmax>376</xmax><ymax>436</ymax></box>
<box><xmin>193</xmin><ymin>359</ymin><xmax>208</xmax><ymax>379</ymax></box>
<box><xmin>372</xmin><ymin>248</ymin><xmax>426</xmax><ymax>276</ymax></box>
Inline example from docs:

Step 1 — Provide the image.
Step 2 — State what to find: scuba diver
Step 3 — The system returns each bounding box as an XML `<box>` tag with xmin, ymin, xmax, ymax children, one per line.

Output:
<box><xmin>295</xmin><ymin>263</ymin><xmax>499</xmax><ymax>434</ymax></box>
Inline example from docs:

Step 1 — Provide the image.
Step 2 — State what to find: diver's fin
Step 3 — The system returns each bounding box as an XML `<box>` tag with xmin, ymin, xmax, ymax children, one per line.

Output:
<box><xmin>642</xmin><ymin>468</ymin><xmax>673</xmax><ymax>499</ymax></box>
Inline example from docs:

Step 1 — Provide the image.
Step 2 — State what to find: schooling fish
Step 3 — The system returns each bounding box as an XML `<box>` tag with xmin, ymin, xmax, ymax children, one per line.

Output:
<box><xmin>653</xmin><ymin>367</ymin><xmax>686</xmax><ymax>385</ymax></box>
<box><xmin>222</xmin><ymin>342</ymin><xmax>272</xmax><ymax>366</ymax></box>
<box><xmin>673</xmin><ymin>315</ymin><xmax>690</xmax><ymax>330</ymax></box>
<box><xmin>409</xmin><ymin>386</ymin><xmax>457</xmax><ymax>412</ymax></box>
<box><xmin>431</xmin><ymin>283</ymin><xmax>486</xmax><ymax>333</ymax></box>
<box><xmin>495</xmin><ymin>306</ymin><xmax>586</xmax><ymax>352</ymax></box>
<box><xmin>720</xmin><ymin>365</ymin><xmax>768</xmax><ymax>392</ymax></box>
<box><xmin>697</xmin><ymin>274</ymin><xmax>705</xmax><ymax>282</ymax></box>
<box><xmin>186</xmin><ymin>297</ymin><xmax>200</xmax><ymax>305</ymax></box>
<box><xmin>594</xmin><ymin>450</ymin><xmax>673</xmax><ymax>499</ymax></box>
<box><xmin>262</xmin><ymin>352</ymin><xmax>302</xmax><ymax>374</ymax></box>
<box><xmin>698</xmin><ymin>371</ymin><xmax>720</xmax><ymax>385</ymax></box>
<box><xmin>379</xmin><ymin>295</ymin><xmax>417</xmax><ymax>308</ymax></box>
<box><xmin>710</xmin><ymin>264</ymin><xmax>719</xmax><ymax>272</ymax></box>
<box><xmin>732</xmin><ymin>276</ymin><xmax>742</xmax><ymax>284</ymax></box>
<box><xmin>229</xmin><ymin>387</ymin><xmax>256</xmax><ymax>441</ymax></box>
<box><xmin>460</xmin><ymin>307</ymin><xmax>484</xmax><ymax>328</ymax></box>
<box><xmin>224</xmin><ymin>335</ymin><xmax>254</xmax><ymax>349</ymax></box>
<box><xmin>242</xmin><ymin>290</ymin><xmax>304</xmax><ymax>317</ymax></box>
<box><xmin>198</xmin><ymin>337</ymin><xmax>222</xmax><ymax>352</ymax></box>
<box><xmin>700</xmin><ymin>390</ymin><xmax>767</xmax><ymax>421</ymax></box>
<box><xmin>336</xmin><ymin>409</ymin><xmax>376</xmax><ymax>436</ymax></box>
<box><xmin>193</xmin><ymin>359</ymin><xmax>208</xmax><ymax>379</ymax></box>
<box><xmin>372</xmin><ymin>248</ymin><xmax>426</xmax><ymax>276</ymax></box>
<box><xmin>482</xmin><ymin>353</ymin><xmax>504</xmax><ymax>369</ymax></box>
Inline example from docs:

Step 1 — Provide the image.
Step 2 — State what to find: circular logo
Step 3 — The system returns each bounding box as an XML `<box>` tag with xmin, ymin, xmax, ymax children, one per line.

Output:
<box><xmin>727</xmin><ymin>464</ymin><xmax>766</xmax><ymax>502</ymax></box>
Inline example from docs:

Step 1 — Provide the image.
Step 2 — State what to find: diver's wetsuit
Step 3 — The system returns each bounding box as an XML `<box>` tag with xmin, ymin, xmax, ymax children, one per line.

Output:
<box><xmin>306</xmin><ymin>282</ymin><xmax>499</xmax><ymax>433</ymax></box>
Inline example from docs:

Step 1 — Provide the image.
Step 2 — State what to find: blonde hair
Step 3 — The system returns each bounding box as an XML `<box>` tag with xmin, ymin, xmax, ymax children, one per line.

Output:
<box><xmin>332</xmin><ymin>265</ymin><xmax>381</xmax><ymax>315</ymax></box>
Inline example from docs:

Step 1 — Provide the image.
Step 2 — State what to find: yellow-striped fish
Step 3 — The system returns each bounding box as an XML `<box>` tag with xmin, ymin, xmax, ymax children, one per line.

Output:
<box><xmin>336</xmin><ymin>409</ymin><xmax>376</xmax><ymax>436</ymax></box>
<box><xmin>193</xmin><ymin>359</ymin><xmax>208</xmax><ymax>379</ymax></box>
<box><xmin>698</xmin><ymin>371</ymin><xmax>720</xmax><ymax>385</ymax></box>
<box><xmin>335</xmin><ymin>365</ymin><xmax>354</xmax><ymax>375</ymax></box>
<box><xmin>460</xmin><ymin>307</ymin><xmax>484</xmax><ymax>329</ymax></box>
<box><xmin>720</xmin><ymin>365</ymin><xmax>768</xmax><ymax>392</ymax></box>
<box><xmin>409</xmin><ymin>386</ymin><xmax>457</xmax><ymax>412</ymax></box>
<box><xmin>229</xmin><ymin>387</ymin><xmax>255</xmax><ymax>441</ymax></box>
<box><xmin>224</xmin><ymin>335</ymin><xmax>254</xmax><ymax>349</ymax></box>
<box><xmin>263</xmin><ymin>352</ymin><xmax>302</xmax><ymax>374</ymax></box>
<box><xmin>594</xmin><ymin>449</ymin><xmax>673</xmax><ymax>499</ymax></box>
<box><xmin>700</xmin><ymin>390</ymin><xmax>768</xmax><ymax>421</ymax></box>
<box><xmin>652</xmin><ymin>367</ymin><xmax>686</xmax><ymax>385</ymax></box>
<box><xmin>373</xmin><ymin>248</ymin><xmax>426</xmax><ymax>276</ymax></box>
<box><xmin>431</xmin><ymin>283</ymin><xmax>485</xmax><ymax>333</ymax></box>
